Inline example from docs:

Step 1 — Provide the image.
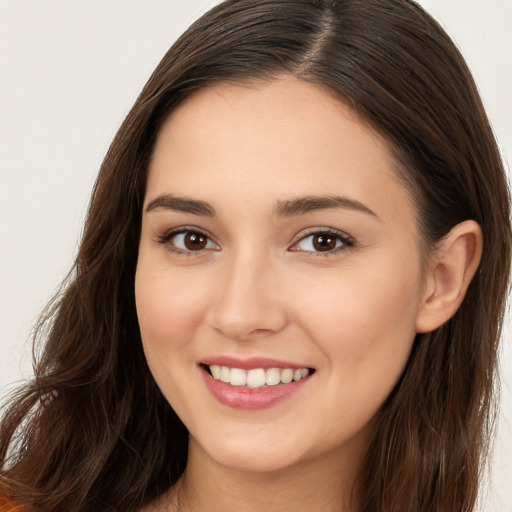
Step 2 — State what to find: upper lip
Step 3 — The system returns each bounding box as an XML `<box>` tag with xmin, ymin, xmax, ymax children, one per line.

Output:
<box><xmin>200</xmin><ymin>356</ymin><xmax>313</xmax><ymax>370</ymax></box>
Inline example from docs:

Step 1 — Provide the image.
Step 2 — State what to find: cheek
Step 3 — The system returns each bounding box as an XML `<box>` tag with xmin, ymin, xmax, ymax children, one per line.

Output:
<box><xmin>293</xmin><ymin>260</ymin><xmax>421</xmax><ymax>373</ymax></box>
<box><xmin>134</xmin><ymin>263</ymin><xmax>207</xmax><ymax>406</ymax></box>
<box><xmin>135</xmin><ymin>264</ymin><xmax>210</xmax><ymax>350</ymax></box>
<box><xmin>295</xmin><ymin>269</ymin><xmax>420</xmax><ymax>437</ymax></box>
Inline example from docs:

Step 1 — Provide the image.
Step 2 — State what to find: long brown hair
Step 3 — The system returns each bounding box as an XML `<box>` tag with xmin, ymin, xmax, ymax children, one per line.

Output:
<box><xmin>1</xmin><ymin>1</ymin><xmax>510</xmax><ymax>511</ymax></box>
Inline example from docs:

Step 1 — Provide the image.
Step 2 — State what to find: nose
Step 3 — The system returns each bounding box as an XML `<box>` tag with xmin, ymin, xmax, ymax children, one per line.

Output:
<box><xmin>206</xmin><ymin>251</ymin><xmax>288</xmax><ymax>341</ymax></box>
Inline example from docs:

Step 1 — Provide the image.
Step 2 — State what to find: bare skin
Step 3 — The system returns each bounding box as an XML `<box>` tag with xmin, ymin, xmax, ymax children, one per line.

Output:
<box><xmin>137</xmin><ymin>76</ymin><xmax>482</xmax><ymax>512</ymax></box>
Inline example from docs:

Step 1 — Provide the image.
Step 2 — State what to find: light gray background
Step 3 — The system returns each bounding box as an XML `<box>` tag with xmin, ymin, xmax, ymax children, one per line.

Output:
<box><xmin>0</xmin><ymin>1</ymin><xmax>510</xmax><ymax>510</ymax></box>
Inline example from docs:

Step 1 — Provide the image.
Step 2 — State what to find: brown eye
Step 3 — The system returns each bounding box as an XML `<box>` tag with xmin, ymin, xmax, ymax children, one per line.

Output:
<box><xmin>184</xmin><ymin>232</ymin><xmax>208</xmax><ymax>250</ymax></box>
<box><xmin>292</xmin><ymin>230</ymin><xmax>353</xmax><ymax>254</ymax></box>
<box><xmin>312</xmin><ymin>234</ymin><xmax>338</xmax><ymax>252</ymax></box>
<box><xmin>161</xmin><ymin>230</ymin><xmax>219</xmax><ymax>253</ymax></box>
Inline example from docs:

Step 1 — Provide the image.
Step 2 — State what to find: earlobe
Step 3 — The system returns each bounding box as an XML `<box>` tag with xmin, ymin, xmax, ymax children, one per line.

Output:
<box><xmin>416</xmin><ymin>220</ymin><xmax>483</xmax><ymax>334</ymax></box>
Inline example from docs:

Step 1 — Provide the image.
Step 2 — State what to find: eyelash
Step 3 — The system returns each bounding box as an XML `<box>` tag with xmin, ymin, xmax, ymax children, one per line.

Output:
<box><xmin>156</xmin><ymin>227</ymin><xmax>355</xmax><ymax>256</ymax></box>
<box><xmin>290</xmin><ymin>229</ymin><xmax>355</xmax><ymax>256</ymax></box>
<box><xmin>156</xmin><ymin>227</ymin><xmax>219</xmax><ymax>256</ymax></box>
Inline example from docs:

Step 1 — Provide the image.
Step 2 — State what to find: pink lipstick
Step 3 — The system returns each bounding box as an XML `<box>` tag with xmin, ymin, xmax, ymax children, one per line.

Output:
<box><xmin>199</xmin><ymin>357</ymin><xmax>314</xmax><ymax>410</ymax></box>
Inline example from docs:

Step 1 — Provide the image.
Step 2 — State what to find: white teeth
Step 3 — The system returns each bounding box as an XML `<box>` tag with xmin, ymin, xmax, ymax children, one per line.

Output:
<box><xmin>246</xmin><ymin>368</ymin><xmax>266</xmax><ymax>388</ymax></box>
<box><xmin>220</xmin><ymin>366</ymin><xmax>230</xmax><ymax>383</ymax></box>
<box><xmin>208</xmin><ymin>365</ymin><xmax>311</xmax><ymax>388</ymax></box>
<box><xmin>210</xmin><ymin>365</ymin><xmax>221</xmax><ymax>380</ymax></box>
<box><xmin>229</xmin><ymin>367</ymin><xmax>247</xmax><ymax>386</ymax></box>
<box><xmin>280</xmin><ymin>368</ymin><xmax>294</xmax><ymax>384</ymax></box>
<box><xmin>266</xmin><ymin>368</ymin><xmax>281</xmax><ymax>386</ymax></box>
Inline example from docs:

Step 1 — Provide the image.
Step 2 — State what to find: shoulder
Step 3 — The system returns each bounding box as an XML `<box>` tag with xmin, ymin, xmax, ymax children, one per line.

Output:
<box><xmin>0</xmin><ymin>495</ymin><xmax>29</xmax><ymax>512</ymax></box>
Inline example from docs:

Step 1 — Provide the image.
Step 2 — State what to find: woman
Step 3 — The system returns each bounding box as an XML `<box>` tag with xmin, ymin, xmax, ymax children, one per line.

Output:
<box><xmin>1</xmin><ymin>0</ymin><xmax>510</xmax><ymax>511</ymax></box>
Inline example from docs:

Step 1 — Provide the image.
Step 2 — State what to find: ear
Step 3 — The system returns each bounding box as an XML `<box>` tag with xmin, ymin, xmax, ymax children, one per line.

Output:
<box><xmin>416</xmin><ymin>220</ymin><xmax>483</xmax><ymax>334</ymax></box>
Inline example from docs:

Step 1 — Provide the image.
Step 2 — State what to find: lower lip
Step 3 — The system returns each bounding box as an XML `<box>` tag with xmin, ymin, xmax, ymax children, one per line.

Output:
<box><xmin>201</xmin><ymin>369</ymin><xmax>310</xmax><ymax>410</ymax></box>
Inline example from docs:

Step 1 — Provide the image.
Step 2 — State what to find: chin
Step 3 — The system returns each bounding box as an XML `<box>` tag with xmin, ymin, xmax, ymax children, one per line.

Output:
<box><xmin>192</xmin><ymin>432</ymin><xmax>310</xmax><ymax>474</ymax></box>
<box><xmin>216</xmin><ymin>450</ymin><xmax>302</xmax><ymax>474</ymax></box>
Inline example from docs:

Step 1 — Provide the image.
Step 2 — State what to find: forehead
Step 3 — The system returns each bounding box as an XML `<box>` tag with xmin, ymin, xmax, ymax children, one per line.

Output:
<box><xmin>147</xmin><ymin>76</ymin><xmax>415</xmax><ymax>225</ymax></box>
<box><xmin>155</xmin><ymin>77</ymin><xmax>382</xmax><ymax>163</ymax></box>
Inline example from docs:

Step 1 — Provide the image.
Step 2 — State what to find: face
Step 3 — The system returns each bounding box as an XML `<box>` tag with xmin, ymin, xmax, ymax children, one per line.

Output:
<box><xmin>135</xmin><ymin>77</ymin><xmax>427</xmax><ymax>475</ymax></box>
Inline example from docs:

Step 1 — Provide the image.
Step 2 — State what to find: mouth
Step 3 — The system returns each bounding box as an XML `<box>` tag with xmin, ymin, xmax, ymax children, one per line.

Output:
<box><xmin>201</xmin><ymin>364</ymin><xmax>315</xmax><ymax>389</ymax></box>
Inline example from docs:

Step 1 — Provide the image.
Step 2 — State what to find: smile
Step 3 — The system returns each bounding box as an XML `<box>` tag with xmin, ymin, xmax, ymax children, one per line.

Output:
<box><xmin>207</xmin><ymin>365</ymin><xmax>311</xmax><ymax>388</ymax></box>
<box><xmin>200</xmin><ymin>359</ymin><xmax>315</xmax><ymax>409</ymax></box>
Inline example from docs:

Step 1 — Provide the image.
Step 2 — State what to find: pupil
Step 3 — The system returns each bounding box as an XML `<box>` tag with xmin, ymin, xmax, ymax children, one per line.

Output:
<box><xmin>313</xmin><ymin>234</ymin><xmax>336</xmax><ymax>251</ymax></box>
<box><xmin>185</xmin><ymin>232</ymin><xmax>207</xmax><ymax>250</ymax></box>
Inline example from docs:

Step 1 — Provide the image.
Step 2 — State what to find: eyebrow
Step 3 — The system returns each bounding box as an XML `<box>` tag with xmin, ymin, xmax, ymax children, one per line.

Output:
<box><xmin>274</xmin><ymin>195</ymin><xmax>378</xmax><ymax>218</ymax></box>
<box><xmin>145</xmin><ymin>193</ymin><xmax>377</xmax><ymax>219</ymax></box>
<box><xmin>145</xmin><ymin>194</ymin><xmax>216</xmax><ymax>216</ymax></box>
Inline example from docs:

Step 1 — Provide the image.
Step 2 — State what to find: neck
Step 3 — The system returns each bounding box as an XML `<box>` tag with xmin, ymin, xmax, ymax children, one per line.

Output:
<box><xmin>162</xmin><ymin>438</ymin><xmax>364</xmax><ymax>512</ymax></box>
